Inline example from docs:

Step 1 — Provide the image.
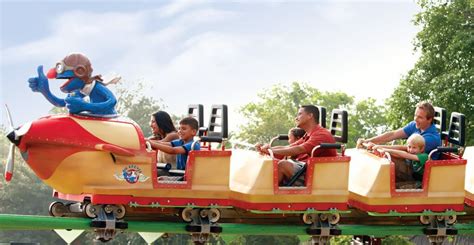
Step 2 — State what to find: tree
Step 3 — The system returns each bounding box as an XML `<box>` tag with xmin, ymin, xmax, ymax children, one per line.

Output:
<box><xmin>237</xmin><ymin>82</ymin><xmax>387</xmax><ymax>148</ymax></box>
<box><xmin>237</xmin><ymin>82</ymin><xmax>354</xmax><ymax>144</ymax></box>
<box><xmin>114</xmin><ymin>81</ymin><xmax>164</xmax><ymax>137</ymax></box>
<box><xmin>387</xmin><ymin>0</ymin><xmax>474</xmax><ymax>145</ymax></box>
<box><xmin>348</xmin><ymin>98</ymin><xmax>388</xmax><ymax>146</ymax></box>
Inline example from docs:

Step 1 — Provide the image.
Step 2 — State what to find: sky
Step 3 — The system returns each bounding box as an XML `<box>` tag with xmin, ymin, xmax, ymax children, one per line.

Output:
<box><xmin>0</xmin><ymin>0</ymin><xmax>420</xmax><ymax>133</ymax></box>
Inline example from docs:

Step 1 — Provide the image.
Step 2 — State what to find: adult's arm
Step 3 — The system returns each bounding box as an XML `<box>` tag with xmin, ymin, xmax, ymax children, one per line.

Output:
<box><xmin>267</xmin><ymin>145</ymin><xmax>306</xmax><ymax>156</ymax></box>
<box><xmin>366</xmin><ymin>128</ymin><xmax>407</xmax><ymax>144</ymax></box>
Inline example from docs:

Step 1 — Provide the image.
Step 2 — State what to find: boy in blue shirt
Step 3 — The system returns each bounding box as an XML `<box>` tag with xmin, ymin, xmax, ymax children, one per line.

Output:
<box><xmin>149</xmin><ymin>117</ymin><xmax>200</xmax><ymax>170</ymax></box>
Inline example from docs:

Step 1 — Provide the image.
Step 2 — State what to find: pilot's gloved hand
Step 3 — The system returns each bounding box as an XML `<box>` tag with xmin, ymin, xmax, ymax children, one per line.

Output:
<box><xmin>28</xmin><ymin>65</ymin><xmax>50</xmax><ymax>94</ymax></box>
<box><xmin>65</xmin><ymin>96</ymin><xmax>86</xmax><ymax>114</ymax></box>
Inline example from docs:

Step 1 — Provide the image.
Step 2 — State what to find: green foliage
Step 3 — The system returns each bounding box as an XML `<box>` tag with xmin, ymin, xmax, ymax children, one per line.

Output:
<box><xmin>237</xmin><ymin>82</ymin><xmax>354</xmax><ymax>144</ymax></box>
<box><xmin>330</xmin><ymin>235</ymin><xmax>352</xmax><ymax>244</ymax></box>
<box><xmin>115</xmin><ymin>80</ymin><xmax>164</xmax><ymax>137</ymax></box>
<box><xmin>349</xmin><ymin>98</ymin><xmax>388</xmax><ymax>146</ymax></box>
<box><xmin>49</xmin><ymin>106</ymin><xmax>68</xmax><ymax>114</ymax></box>
<box><xmin>382</xmin><ymin>235</ymin><xmax>413</xmax><ymax>244</ymax></box>
<box><xmin>387</xmin><ymin>0</ymin><xmax>474</xmax><ymax>145</ymax></box>
<box><xmin>237</xmin><ymin>82</ymin><xmax>386</xmax><ymax>148</ymax></box>
<box><xmin>230</xmin><ymin>235</ymin><xmax>299</xmax><ymax>245</ymax></box>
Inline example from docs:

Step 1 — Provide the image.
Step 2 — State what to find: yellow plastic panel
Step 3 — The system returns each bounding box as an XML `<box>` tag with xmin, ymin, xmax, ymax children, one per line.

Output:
<box><xmin>71</xmin><ymin>118</ymin><xmax>140</xmax><ymax>150</ymax></box>
<box><xmin>46</xmin><ymin>151</ymin><xmax>152</xmax><ymax>194</ymax></box>
<box><xmin>192</xmin><ymin>155</ymin><xmax>231</xmax><ymax>191</ymax></box>
<box><xmin>347</xmin><ymin>149</ymin><xmax>391</xmax><ymax>197</ymax></box>
<box><xmin>229</xmin><ymin>149</ymin><xmax>274</xmax><ymax>194</ymax></box>
<box><xmin>229</xmin><ymin>150</ymin><xmax>348</xmax><ymax>204</ymax></box>
<box><xmin>312</xmin><ymin>161</ymin><xmax>349</xmax><ymax>196</ymax></box>
<box><xmin>464</xmin><ymin>147</ymin><xmax>474</xmax><ymax>196</ymax></box>
<box><xmin>428</xmin><ymin>165</ymin><xmax>465</xmax><ymax>197</ymax></box>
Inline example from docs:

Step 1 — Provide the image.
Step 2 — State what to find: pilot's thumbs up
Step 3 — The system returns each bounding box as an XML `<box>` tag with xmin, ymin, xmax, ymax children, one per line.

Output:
<box><xmin>37</xmin><ymin>65</ymin><xmax>46</xmax><ymax>79</ymax></box>
<box><xmin>28</xmin><ymin>65</ymin><xmax>50</xmax><ymax>94</ymax></box>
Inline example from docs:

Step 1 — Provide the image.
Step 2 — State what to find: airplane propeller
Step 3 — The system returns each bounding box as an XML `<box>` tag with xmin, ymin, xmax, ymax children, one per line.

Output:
<box><xmin>3</xmin><ymin>104</ymin><xmax>33</xmax><ymax>182</ymax></box>
<box><xmin>4</xmin><ymin>104</ymin><xmax>16</xmax><ymax>182</ymax></box>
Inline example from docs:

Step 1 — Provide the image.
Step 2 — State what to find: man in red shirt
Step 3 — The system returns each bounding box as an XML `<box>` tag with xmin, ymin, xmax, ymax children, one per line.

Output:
<box><xmin>256</xmin><ymin>105</ymin><xmax>336</xmax><ymax>185</ymax></box>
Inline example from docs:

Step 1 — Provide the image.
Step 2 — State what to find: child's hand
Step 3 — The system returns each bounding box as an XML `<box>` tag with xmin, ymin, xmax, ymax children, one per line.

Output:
<box><xmin>356</xmin><ymin>138</ymin><xmax>365</xmax><ymax>148</ymax></box>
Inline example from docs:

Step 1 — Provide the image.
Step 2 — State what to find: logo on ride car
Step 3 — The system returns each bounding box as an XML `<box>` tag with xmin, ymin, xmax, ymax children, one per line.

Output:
<box><xmin>114</xmin><ymin>164</ymin><xmax>149</xmax><ymax>184</ymax></box>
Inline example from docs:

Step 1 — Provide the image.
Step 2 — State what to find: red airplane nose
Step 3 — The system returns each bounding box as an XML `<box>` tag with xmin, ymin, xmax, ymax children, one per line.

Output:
<box><xmin>47</xmin><ymin>68</ymin><xmax>57</xmax><ymax>79</ymax></box>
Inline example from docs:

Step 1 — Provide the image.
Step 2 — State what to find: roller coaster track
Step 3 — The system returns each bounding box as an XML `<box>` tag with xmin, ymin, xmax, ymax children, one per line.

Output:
<box><xmin>1</xmin><ymin>214</ymin><xmax>474</xmax><ymax>237</ymax></box>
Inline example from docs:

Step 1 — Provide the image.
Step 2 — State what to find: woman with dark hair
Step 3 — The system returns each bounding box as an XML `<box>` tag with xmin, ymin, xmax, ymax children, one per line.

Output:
<box><xmin>150</xmin><ymin>111</ymin><xmax>178</xmax><ymax>140</ymax></box>
<box><xmin>149</xmin><ymin>111</ymin><xmax>179</xmax><ymax>167</ymax></box>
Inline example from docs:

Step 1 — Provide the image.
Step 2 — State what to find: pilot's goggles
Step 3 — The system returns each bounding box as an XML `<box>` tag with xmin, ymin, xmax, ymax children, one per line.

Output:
<box><xmin>55</xmin><ymin>61</ymin><xmax>75</xmax><ymax>74</ymax></box>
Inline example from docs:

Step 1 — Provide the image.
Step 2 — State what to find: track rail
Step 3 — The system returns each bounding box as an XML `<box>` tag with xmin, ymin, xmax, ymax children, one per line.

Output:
<box><xmin>1</xmin><ymin>214</ymin><xmax>474</xmax><ymax>236</ymax></box>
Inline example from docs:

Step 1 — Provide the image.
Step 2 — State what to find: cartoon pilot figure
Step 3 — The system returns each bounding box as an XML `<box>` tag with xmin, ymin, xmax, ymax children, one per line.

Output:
<box><xmin>28</xmin><ymin>53</ymin><xmax>118</xmax><ymax>116</ymax></box>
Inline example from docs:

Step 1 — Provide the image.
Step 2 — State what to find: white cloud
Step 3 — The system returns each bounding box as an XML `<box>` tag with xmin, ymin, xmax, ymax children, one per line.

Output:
<box><xmin>1</xmin><ymin>1</ymin><xmax>419</xmax><ymax>131</ymax></box>
<box><xmin>158</xmin><ymin>0</ymin><xmax>208</xmax><ymax>18</ymax></box>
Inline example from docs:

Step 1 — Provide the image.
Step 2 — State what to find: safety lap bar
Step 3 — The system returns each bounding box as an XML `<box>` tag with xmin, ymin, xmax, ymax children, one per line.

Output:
<box><xmin>200</xmin><ymin>136</ymin><xmax>223</xmax><ymax>143</ymax></box>
<box><xmin>169</xmin><ymin>170</ymin><xmax>185</xmax><ymax>176</ymax></box>
<box><xmin>428</xmin><ymin>147</ymin><xmax>459</xmax><ymax>160</ymax></box>
<box><xmin>270</xmin><ymin>134</ymin><xmax>289</xmax><ymax>146</ymax></box>
<box><xmin>311</xmin><ymin>143</ymin><xmax>344</xmax><ymax>157</ymax></box>
<box><xmin>277</xmin><ymin>134</ymin><xmax>289</xmax><ymax>140</ymax></box>
<box><xmin>157</xmin><ymin>163</ymin><xmax>171</xmax><ymax>171</ymax></box>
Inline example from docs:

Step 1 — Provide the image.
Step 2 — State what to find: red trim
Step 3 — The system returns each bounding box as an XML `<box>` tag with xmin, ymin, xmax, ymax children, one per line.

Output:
<box><xmin>153</xmin><ymin>150</ymin><xmax>232</xmax><ymax>189</ymax></box>
<box><xmin>54</xmin><ymin>191</ymin><xmax>89</xmax><ymax>202</ymax></box>
<box><xmin>101</xmin><ymin>144</ymin><xmax>135</xmax><ymax>156</ymax></box>
<box><xmin>310</xmin><ymin>156</ymin><xmax>351</xmax><ymax>163</ymax></box>
<box><xmin>54</xmin><ymin>191</ymin><xmax>231</xmax><ymax>206</ymax></box>
<box><xmin>53</xmin><ymin>190</ymin><xmax>347</xmax><ymax>211</ymax></box>
<box><xmin>5</xmin><ymin>171</ymin><xmax>12</xmax><ymax>182</ymax></box>
<box><xmin>348</xmin><ymin>198</ymin><xmax>464</xmax><ymax>213</ymax></box>
<box><xmin>466</xmin><ymin>197</ymin><xmax>474</xmax><ymax>207</ymax></box>
<box><xmin>232</xmin><ymin>199</ymin><xmax>347</xmax><ymax>211</ymax></box>
<box><xmin>274</xmin><ymin>156</ymin><xmax>350</xmax><ymax>195</ymax></box>
<box><xmin>389</xmin><ymin>156</ymin><xmax>466</xmax><ymax>197</ymax></box>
